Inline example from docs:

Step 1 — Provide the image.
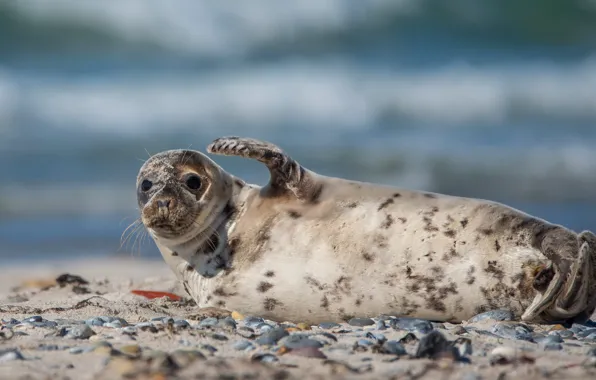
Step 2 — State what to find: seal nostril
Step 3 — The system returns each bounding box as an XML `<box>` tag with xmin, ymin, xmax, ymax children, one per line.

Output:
<box><xmin>157</xmin><ymin>199</ymin><xmax>171</xmax><ymax>209</ymax></box>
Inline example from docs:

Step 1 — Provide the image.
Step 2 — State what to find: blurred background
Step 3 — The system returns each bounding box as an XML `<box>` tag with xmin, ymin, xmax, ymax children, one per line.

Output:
<box><xmin>2</xmin><ymin>0</ymin><xmax>596</xmax><ymax>264</ymax></box>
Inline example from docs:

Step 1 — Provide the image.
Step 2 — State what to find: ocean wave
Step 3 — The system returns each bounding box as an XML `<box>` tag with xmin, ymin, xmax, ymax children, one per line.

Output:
<box><xmin>3</xmin><ymin>0</ymin><xmax>596</xmax><ymax>60</ymax></box>
<box><xmin>1</xmin><ymin>59</ymin><xmax>596</xmax><ymax>135</ymax></box>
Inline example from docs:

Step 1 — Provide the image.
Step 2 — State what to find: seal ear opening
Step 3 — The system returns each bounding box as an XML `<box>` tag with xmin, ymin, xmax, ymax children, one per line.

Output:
<box><xmin>206</xmin><ymin>136</ymin><xmax>322</xmax><ymax>203</ymax></box>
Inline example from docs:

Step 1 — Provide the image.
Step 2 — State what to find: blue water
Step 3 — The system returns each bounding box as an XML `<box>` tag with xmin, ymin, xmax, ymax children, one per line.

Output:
<box><xmin>1</xmin><ymin>0</ymin><xmax>596</xmax><ymax>262</ymax></box>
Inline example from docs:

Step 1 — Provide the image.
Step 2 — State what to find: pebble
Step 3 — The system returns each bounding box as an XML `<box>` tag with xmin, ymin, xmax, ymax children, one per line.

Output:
<box><xmin>318</xmin><ymin>322</ymin><xmax>340</xmax><ymax>329</ymax></box>
<box><xmin>375</xmin><ymin>320</ymin><xmax>387</xmax><ymax>330</ymax></box>
<box><xmin>121</xmin><ymin>326</ymin><xmax>137</xmax><ymax>335</ymax></box>
<box><xmin>255</xmin><ymin>323</ymin><xmax>274</xmax><ymax>333</ymax></box>
<box><xmin>243</xmin><ymin>317</ymin><xmax>265</xmax><ymax>328</ymax></box>
<box><xmin>380</xmin><ymin>340</ymin><xmax>407</xmax><ymax>356</ymax></box>
<box><xmin>217</xmin><ymin>317</ymin><xmax>237</xmax><ymax>330</ymax></box>
<box><xmin>543</xmin><ymin>343</ymin><xmax>563</xmax><ymax>351</ymax></box>
<box><xmin>25</xmin><ymin>316</ymin><xmax>43</xmax><ymax>323</ymax></box>
<box><xmin>491</xmin><ymin>322</ymin><xmax>533</xmax><ymax>342</ymax></box>
<box><xmin>198</xmin><ymin>318</ymin><xmax>219</xmax><ymax>328</ymax></box>
<box><xmin>174</xmin><ymin>319</ymin><xmax>190</xmax><ymax>329</ymax></box>
<box><xmin>69</xmin><ymin>347</ymin><xmax>84</xmax><ymax>355</ymax></box>
<box><xmin>390</xmin><ymin>318</ymin><xmax>434</xmax><ymax>334</ymax></box>
<box><xmin>211</xmin><ymin>333</ymin><xmax>228</xmax><ymax>341</ymax></box>
<box><xmin>66</xmin><ymin>325</ymin><xmax>95</xmax><ymax>340</ymax></box>
<box><xmin>85</xmin><ymin>317</ymin><xmax>105</xmax><ymax>327</ymax></box>
<box><xmin>287</xmin><ymin>346</ymin><xmax>327</xmax><ymax>359</ymax></box>
<box><xmin>348</xmin><ymin>318</ymin><xmax>375</xmax><ymax>327</ymax></box>
<box><xmin>280</xmin><ymin>334</ymin><xmax>324</xmax><ymax>349</ymax></box>
<box><xmin>233</xmin><ymin>340</ymin><xmax>255</xmax><ymax>351</ymax></box>
<box><xmin>0</xmin><ymin>349</ymin><xmax>24</xmax><ymax>362</ymax></box>
<box><xmin>251</xmin><ymin>353</ymin><xmax>278</xmax><ymax>363</ymax></box>
<box><xmin>256</xmin><ymin>327</ymin><xmax>288</xmax><ymax>346</ymax></box>
<box><xmin>468</xmin><ymin>309</ymin><xmax>514</xmax><ymax>323</ymax></box>
<box><xmin>415</xmin><ymin>330</ymin><xmax>458</xmax><ymax>360</ymax></box>
<box><xmin>365</xmin><ymin>332</ymin><xmax>387</xmax><ymax>344</ymax></box>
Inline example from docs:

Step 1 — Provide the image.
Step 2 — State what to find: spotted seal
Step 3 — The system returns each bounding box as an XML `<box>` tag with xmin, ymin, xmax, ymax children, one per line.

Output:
<box><xmin>136</xmin><ymin>136</ymin><xmax>596</xmax><ymax>324</ymax></box>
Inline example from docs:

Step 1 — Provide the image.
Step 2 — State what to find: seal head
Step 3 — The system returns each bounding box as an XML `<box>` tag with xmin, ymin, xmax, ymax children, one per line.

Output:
<box><xmin>136</xmin><ymin>149</ymin><xmax>234</xmax><ymax>245</ymax></box>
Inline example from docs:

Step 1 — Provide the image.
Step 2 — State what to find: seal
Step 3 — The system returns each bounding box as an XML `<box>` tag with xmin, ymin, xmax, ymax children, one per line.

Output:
<box><xmin>136</xmin><ymin>136</ymin><xmax>596</xmax><ymax>325</ymax></box>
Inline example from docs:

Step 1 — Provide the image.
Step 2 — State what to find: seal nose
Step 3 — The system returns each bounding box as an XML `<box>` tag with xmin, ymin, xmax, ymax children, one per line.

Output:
<box><xmin>157</xmin><ymin>199</ymin><xmax>171</xmax><ymax>209</ymax></box>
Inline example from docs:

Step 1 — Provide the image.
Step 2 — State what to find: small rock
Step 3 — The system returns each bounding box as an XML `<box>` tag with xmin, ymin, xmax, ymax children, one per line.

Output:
<box><xmin>25</xmin><ymin>316</ymin><xmax>43</xmax><ymax>323</ymax></box>
<box><xmin>415</xmin><ymin>330</ymin><xmax>457</xmax><ymax>360</ymax></box>
<box><xmin>85</xmin><ymin>318</ymin><xmax>105</xmax><ymax>327</ymax></box>
<box><xmin>356</xmin><ymin>339</ymin><xmax>374</xmax><ymax>347</ymax></box>
<box><xmin>398</xmin><ymin>332</ymin><xmax>418</xmax><ymax>344</ymax></box>
<box><xmin>491</xmin><ymin>322</ymin><xmax>533</xmax><ymax>342</ymax></box>
<box><xmin>544</xmin><ymin>343</ymin><xmax>563</xmax><ymax>351</ymax></box>
<box><xmin>379</xmin><ymin>341</ymin><xmax>407</xmax><ymax>356</ymax></box>
<box><xmin>468</xmin><ymin>309</ymin><xmax>514</xmax><ymax>323</ymax></box>
<box><xmin>217</xmin><ymin>317</ymin><xmax>237</xmax><ymax>330</ymax></box>
<box><xmin>121</xmin><ymin>327</ymin><xmax>137</xmax><ymax>335</ymax></box>
<box><xmin>174</xmin><ymin>320</ymin><xmax>190</xmax><ymax>329</ymax></box>
<box><xmin>119</xmin><ymin>345</ymin><xmax>142</xmax><ymax>358</ymax></box>
<box><xmin>256</xmin><ymin>327</ymin><xmax>289</xmax><ymax>346</ymax></box>
<box><xmin>296</xmin><ymin>322</ymin><xmax>311</xmax><ymax>330</ymax></box>
<box><xmin>318</xmin><ymin>322</ymin><xmax>341</xmax><ymax>329</ymax></box>
<box><xmin>231</xmin><ymin>311</ymin><xmax>244</xmax><ymax>320</ymax></box>
<box><xmin>244</xmin><ymin>316</ymin><xmax>265</xmax><ymax>328</ymax></box>
<box><xmin>375</xmin><ymin>320</ymin><xmax>387</xmax><ymax>330</ymax></box>
<box><xmin>251</xmin><ymin>353</ymin><xmax>278</xmax><ymax>363</ymax></box>
<box><xmin>255</xmin><ymin>323</ymin><xmax>274</xmax><ymax>333</ymax></box>
<box><xmin>66</xmin><ymin>325</ymin><xmax>95</xmax><ymax>340</ymax></box>
<box><xmin>135</xmin><ymin>322</ymin><xmax>157</xmax><ymax>333</ymax></box>
<box><xmin>0</xmin><ymin>349</ymin><xmax>24</xmax><ymax>362</ymax></box>
<box><xmin>104</xmin><ymin>321</ymin><xmax>123</xmax><ymax>329</ymax></box>
<box><xmin>199</xmin><ymin>344</ymin><xmax>218</xmax><ymax>355</ymax></box>
<box><xmin>198</xmin><ymin>318</ymin><xmax>219</xmax><ymax>328</ymax></box>
<box><xmin>237</xmin><ymin>326</ymin><xmax>256</xmax><ymax>339</ymax></box>
<box><xmin>390</xmin><ymin>318</ymin><xmax>433</xmax><ymax>334</ymax></box>
<box><xmin>280</xmin><ymin>334</ymin><xmax>323</xmax><ymax>350</ymax></box>
<box><xmin>287</xmin><ymin>346</ymin><xmax>327</xmax><ymax>359</ymax></box>
<box><xmin>211</xmin><ymin>333</ymin><xmax>228</xmax><ymax>341</ymax></box>
<box><xmin>489</xmin><ymin>346</ymin><xmax>535</xmax><ymax>365</ymax></box>
<box><xmin>233</xmin><ymin>340</ymin><xmax>255</xmax><ymax>351</ymax></box>
<box><xmin>69</xmin><ymin>347</ymin><xmax>84</xmax><ymax>355</ymax></box>
<box><xmin>170</xmin><ymin>349</ymin><xmax>206</xmax><ymax>367</ymax></box>
<box><xmin>348</xmin><ymin>318</ymin><xmax>375</xmax><ymax>327</ymax></box>
<box><xmin>365</xmin><ymin>332</ymin><xmax>386</xmax><ymax>344</ymax></box>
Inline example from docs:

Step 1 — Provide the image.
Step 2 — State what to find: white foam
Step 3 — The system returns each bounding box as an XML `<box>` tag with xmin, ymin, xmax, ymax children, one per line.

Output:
<box><xmin>10</xmin><ymin>0</ymin><xmax>410</xmax><ymax>57</ymax></box>
<box><xmin>13</xmin><ymin>58</ymin><xmax>596</xmax><ymax>134</ymax></box>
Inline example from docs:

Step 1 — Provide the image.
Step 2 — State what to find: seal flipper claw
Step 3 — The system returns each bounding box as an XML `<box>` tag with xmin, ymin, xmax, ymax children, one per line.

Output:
<box><xmin>207</xmin><ymin>136</ymin><xmax>322</xmax><ymax>202</ymax></box>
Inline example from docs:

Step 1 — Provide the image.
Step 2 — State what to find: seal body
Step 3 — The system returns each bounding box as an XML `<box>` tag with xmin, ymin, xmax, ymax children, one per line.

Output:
<box><xmin>137</xmin><ymin>137</ymin><xmax>596</xmax><ymax>325</ymax></box>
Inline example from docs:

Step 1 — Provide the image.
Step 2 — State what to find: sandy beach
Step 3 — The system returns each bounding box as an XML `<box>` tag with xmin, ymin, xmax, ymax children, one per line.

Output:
<box><xmin>0</xmin><ymin>256</ymin><xmax>595</xmax><ymax>380</ymax></box>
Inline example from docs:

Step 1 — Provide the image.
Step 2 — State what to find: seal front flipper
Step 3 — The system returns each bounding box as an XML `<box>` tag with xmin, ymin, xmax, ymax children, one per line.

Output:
<box><xmin>207</xmin><ymin>136</ymin><xmax>323</xmax><ymax>202</ymax></box>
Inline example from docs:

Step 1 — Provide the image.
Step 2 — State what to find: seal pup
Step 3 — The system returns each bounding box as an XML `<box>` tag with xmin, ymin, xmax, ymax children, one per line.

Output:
<box><xmin>136</xmin><ymin>136</ymin><xmax>596</xmax><ymax>325</ymax></box>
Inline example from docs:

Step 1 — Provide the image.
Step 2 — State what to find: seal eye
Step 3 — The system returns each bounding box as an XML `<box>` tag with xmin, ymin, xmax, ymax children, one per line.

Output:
<box><xmin>185</xmin><ymin>174</ymin><xmax>201</xmax><ymax>190</ymax></box>
<box><xmin>141</xmin><ymin>179</ymin><xmax>153</xmax><ymax>192</ymax></box>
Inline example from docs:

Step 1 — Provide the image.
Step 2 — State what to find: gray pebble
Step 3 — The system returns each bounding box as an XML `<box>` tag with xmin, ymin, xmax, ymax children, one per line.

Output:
<box><xmin>135</xmin><ymin>322</ymin><xmax>157</xmax><ymax>333</ymax></box>
<box><xmin>233</xmin><ymin>340</ymin><xmax>255</xmax><ymax>351</ymax></box>
<box><xmin>576</xmin><ymin>328</ymin><xmax>596</xmax><ymax>338</ymax></box>
<box><xmin>255</xmin><ymin>323</ymin><xmax>274</xmax><ymax>333</ymax></box>
<box><xmin>198</xmin><ymin>318</ymin><xmax>219</xmax><ymax>328</ymax></box>
<box><xmin>69</xmin><ymin>347</ymin><xmax>84</xmax><ymax>355</ymax></box>
<box><xmin>178</xmin><ymin>339</ymin><xmax>192</xmax><ymax>347</ymax></box>
<box><xmin>251</xmin><ymin>353</ymin><xmax>278</xmax><ymax>363</ymax></box>
<box><xmin>357</xmin><ymin>339</ymin><xmax>374</xmax><ymax>347</ymax></box>
<box><xmin>390</xmin><ymin>318</ymin><xmax>433</xmax><ymax>334</ymax></box>
<box><xmin>381</xmin><ymin>340</ymin><xmax>407</xmax><ymax>356</ymax></box>
<box><xmin>161</xmin><ymin>317</ymin><xmax>175</xmax><ymax>324</ymax></box>
<box><xmin>375</xmin><ymin>320</ymin><xmax>387</xmax><ymax>330</ymax></box>
<box><xmin>244</xmin><ymin>317</ymin><xmax>265</xmax><ymax>328</ymax></box>
<box><xmin>280</xmin><ymin>335</ymin><xmax>323</xmax><ymax>349</ymax></box>
<box><xmin>211</xmin><ymin>333</ymin><xmax>228</xmax><ymax>341</ymax></box>
<box><xmin>199</xmin><ymin>344</ymin><xmax>218</xmax><ymax>354</ymax></box>
<box><xmin>256</xmin><ymin>327</ymin><xmax>288</xmax><ymax>346</ymax></box>
<box><xmin>552</xmin><ymin>329</ymin><xmax>574</xmax><ymax>339</ymax></box>
<box><xmin>1</xmin><ymin>318</ymin><xmax>19</xmax><ymax>324</ymax></box>
<box><xmin>174</xmin><ymin>320</ymin><xmax>190</xmax><ymax>329</ymax></box>
<box><xmin>237</xmin><ymin>327</ymin><xmax>256</xmax><ymax>339</ymax></box>
<box><xmin>491</xmin><ymin>323</ymin><xmax>533</xmax><ymax>342</ymax></box>
<box><xmin>0</xmin><ymin>349</ymin><xmax>24</xmax><ymax>362</ymax></box>
<box><xmin>365</xmin><ymin>332</ymin><xmax>386</xmax><ymax>344</ymax></box>
<box><xmin>583</xmin><ymin>333</ymin><xmax>596</xmax><ymax>341</ymax></box>
<box><xmin>37</xmin><ymin>344</ymin><xmax>62</xmax><ymax>351</ymax></box>
<box><xmin>104</xmin><ymin>321</ymin><xmax>123</xmax><ymax>329</ymax></box>
<box><xmin>415</xmin><ymin>330</ymin><xmax>458</xmax><ymax>360</ymax></box>
<box><xmin>318</xmin><ymin>322</ymin><xmax>340</xmax><ymax>329</ymax></box>
<box><xmin>468</xmin><ymin>309</ymin><xmax>514</xmax><ymax>323</ymax></box>
<box><xmin>85</xmin><ymin>318</ymin><xmax>105</xmax><ymax>327</ymax></box>
<box><xmin>538</xmin><ymin>334</ymin><xmax>563</xmax><ymax>344</ymax></box>
<box><xmin>26</xmin><ymin>316</ymin><xmax>43</xmax><ymax>323</ymax></box>
<box><xmin>66</xmin><ymin>325</ymin><xmax>95</xmax><ymax>340</ymax></box>
<box><xmin>121</xmin><ymin>326</ymin><xmax>137</xmax><ymax>335</ymax></box>
<box><xmin>217</xmin><ymin>317</ymin><xmax>237</xmax><ymax>330</ymax></box>
<box><xmin>544</xmin><ymin>343</ymin><xmax>563</xmax><ymax>351</ymax></box>
<box><xmin>348</xmin><ymin>318</ymin><xmax>375</xmax><ymax>327</ymax></box>
<box><xmin>30</xmin><ymin>321</ymin><xmax>57</xmax><ymax>328</ymax></box>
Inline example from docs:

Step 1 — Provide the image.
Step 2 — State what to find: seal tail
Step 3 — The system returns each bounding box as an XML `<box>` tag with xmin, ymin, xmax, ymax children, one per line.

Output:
<box><xmin>207</xmin><ymin>136</ymin><xmax>322</xmax><ymax>203</ymax></box>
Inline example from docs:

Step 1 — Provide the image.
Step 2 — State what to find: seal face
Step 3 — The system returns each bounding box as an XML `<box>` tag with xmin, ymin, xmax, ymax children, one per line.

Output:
<box><xmin>137</xmin><ymin>137</ymin><xmax>596</xmax><ymax>325</ymax></box>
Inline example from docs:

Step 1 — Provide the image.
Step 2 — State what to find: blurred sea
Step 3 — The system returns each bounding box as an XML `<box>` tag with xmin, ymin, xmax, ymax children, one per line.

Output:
<box><xmin>2</xmin><ymin>0</ymin><xmax>596</xmax><ymax>263</ymax></box>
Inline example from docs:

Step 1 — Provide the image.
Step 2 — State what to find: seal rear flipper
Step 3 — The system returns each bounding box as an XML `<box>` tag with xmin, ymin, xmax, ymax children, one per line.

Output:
<box><xmin>522</xmin><ymin>229</ymin><xmax>596</xmax><ymax>323</ymax></box>
<box><xmin>207</xmin><ymin>136</ymin><xmax>323</xmax><ymax>202</ymax></box>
